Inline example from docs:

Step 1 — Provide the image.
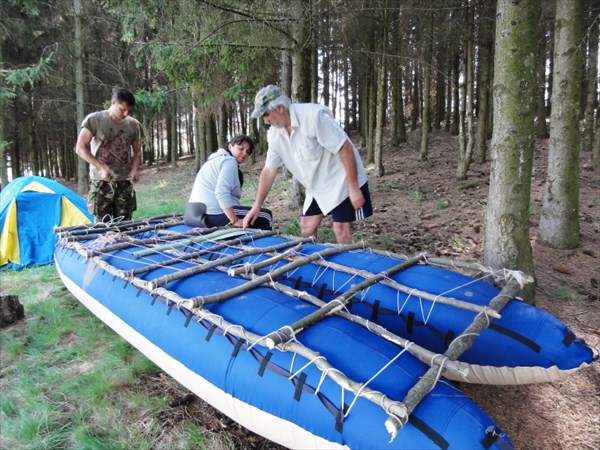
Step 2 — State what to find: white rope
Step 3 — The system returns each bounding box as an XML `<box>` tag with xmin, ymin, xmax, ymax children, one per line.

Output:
<box><xmin>315</xmin><ymin>367</ymin><xmax>344</xmax><ymax>396</ymax></box>
<box><xmin>288</xmin><ymin>355</ymin><xmax>327</xmax><ymax>381</ymax></box>
<box><xmin>428</xmin><ymin>355</ymin><xmax>450</xmax><ymax>391</ymax></box>
<box><xmin>344</xmin><ymin>343</ymin><xmax>413</xmax><ymax>418</ymax></box>
<box><xmin>329</xmin><ymin>298</ymin><xmax>351</xmax><ymax>314</ymax></box>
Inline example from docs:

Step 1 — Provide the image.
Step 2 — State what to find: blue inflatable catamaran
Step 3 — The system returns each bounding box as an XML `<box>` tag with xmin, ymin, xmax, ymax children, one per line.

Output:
<box><xmin>54</xmin><ymin>216</ymin><xmax>596</xmax><ymax>449</ymax></box>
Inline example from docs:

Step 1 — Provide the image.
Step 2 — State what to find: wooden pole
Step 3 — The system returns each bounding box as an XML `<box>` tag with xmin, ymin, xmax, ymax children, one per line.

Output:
<box><xmin>398</xmin><ymin>275</ymin><xmax>531</xmax><ymax>427</ymax></box>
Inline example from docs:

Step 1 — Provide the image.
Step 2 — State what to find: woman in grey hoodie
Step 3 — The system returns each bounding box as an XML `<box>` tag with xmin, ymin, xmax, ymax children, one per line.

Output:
<box><xmin>186</xmin><ymin>134</ymin><xmax>272</xmax><ymax>230</ymax></box>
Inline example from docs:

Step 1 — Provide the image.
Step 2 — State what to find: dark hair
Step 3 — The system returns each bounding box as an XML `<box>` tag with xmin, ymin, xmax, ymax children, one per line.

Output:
<box><xmin>112</xmin><ymin>88</ymin><xmax>136</xmax><ymax>108</ymax></box>
<box><xmin>227</xmin><ymin>134</ymin><xmax>254</xmax><ymax>155</ymax></box>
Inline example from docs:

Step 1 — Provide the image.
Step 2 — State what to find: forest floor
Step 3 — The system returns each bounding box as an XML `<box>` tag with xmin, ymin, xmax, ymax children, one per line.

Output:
<box><xmin>100</xmin><ymin>129</ymin><xmax>600</xmax><ymax>449</ymax></box>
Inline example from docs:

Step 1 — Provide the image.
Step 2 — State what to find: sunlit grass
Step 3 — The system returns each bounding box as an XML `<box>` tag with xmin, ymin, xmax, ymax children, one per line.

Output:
<box><xmin>552</xmin><ymin>286</ymin><xmax>578</xmax><ymax>302</ymax></box>
<box><xmin>0</xmin><ymin>265</ymin><xmax>175</xmax><ymax>449</ymax></box>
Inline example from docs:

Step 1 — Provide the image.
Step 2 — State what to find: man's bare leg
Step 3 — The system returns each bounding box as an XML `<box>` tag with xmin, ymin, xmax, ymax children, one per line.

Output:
<box><xmin>300</xmin><ymin>214</ymin><xmax>323</xmax><ymax>239</ymax></box>
<box><xmin>332</xmin><ymin>221</ymin><xmax>353</xmax><ymax>244</ymax></box>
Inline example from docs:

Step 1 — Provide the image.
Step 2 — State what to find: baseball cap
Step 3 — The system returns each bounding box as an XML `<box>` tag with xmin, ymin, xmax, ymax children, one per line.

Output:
<box><xmin>250</xmin><ymin>85</ymin><xmax>282</xmax><ymax>119</ymax></box>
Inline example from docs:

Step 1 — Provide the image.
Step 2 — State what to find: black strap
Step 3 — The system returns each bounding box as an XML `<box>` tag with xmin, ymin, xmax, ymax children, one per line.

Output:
<box><xmin>562</xmin><ymin>327</ymin><xmax>576</xmax><ymax>346</ymax></box>
<box><xmin>205</xmin><ymin>324</ymin><xmax>218</xmax><ymax>341</ymax></box>
<box><xmin>293</xmin><ymin>276</ymin><xmax>303</xmax><ymax>290</ymax></box>
<box><xmin>444</xmin><ymin>330</ymin><xmax>455</xmax><ymax>349</ymax></box>
<box><xmin>407</xmin><ymin>311</ymin><xmax>415</xmax><ymax>334</ymax></box>
<box><xmin>335</xmin><ymin>408</ymin><xmax>344</xmax><ymax>433</ymax></box>
<box><xmin>318</xmin><ymin>283</ymin><xmax>328</xmax><ymax>299</ymax></box>
<box><xmin>231</xmin><ymin>338</ymin><xmax>245</xmax><ymax>357</ymax></box>
<box><xmin>257</xmin><ymin>352</ymin><xmax>272</xmax><ymax>377</ymax></box>
<box><xmin>183</xmin><ymin>310</ymin><xmax>193</xmax><ymax>327</ymax></box>
<box><xmin>371</xmin><ymin>299</ymin><xmax>381</xmax><ymax>321</ymax></box>
<box><xmin>489</xmin><ymin>323</ymin><xmax>541</xmax><ymax>353</ymax></box>
<box><xmin>408</xmin><ymin>414</ymin><xmax>449</xmax><ymax>450</ymax></box>
<box><xmin>481</xmin><ymin>425</ymin><xmax>512</xmax><ymax>450</ymax></box>
<box><xmin>294</xmin><ymin>373</ymin><xmax>307</xmax><ymax>401</ymax></box>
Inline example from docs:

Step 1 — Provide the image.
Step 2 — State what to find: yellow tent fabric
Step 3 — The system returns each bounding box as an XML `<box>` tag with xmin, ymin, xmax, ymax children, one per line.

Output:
<box><xmin>0</xmin><ymin>200</ymin><xmax>19</xmax><ymax>267</ymax></box>
<box><xmin>21</xmin><ymin>181</ymin><xmax>55</xmax><ymax>194</ymax></box>
<box><xmin>60</xmin><ymin>197</ymin><xmax>92</xmax><ymax>227</ymax></box>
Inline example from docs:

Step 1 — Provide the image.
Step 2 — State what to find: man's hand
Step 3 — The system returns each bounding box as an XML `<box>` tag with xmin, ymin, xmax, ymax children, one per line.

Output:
<box><xmin>99</xmin><ymin>164</ymin><xmax>112</xmax><ymax>182</ymax></box>
<box><xmin>242</xmin><ymin>207</ymin><xmax>260</xmax><ymax>228</ymax></box>
<box><xmin>349</xmin><ymin>185</ymin><xmax>365</xmax><ymax>210</ymax></box>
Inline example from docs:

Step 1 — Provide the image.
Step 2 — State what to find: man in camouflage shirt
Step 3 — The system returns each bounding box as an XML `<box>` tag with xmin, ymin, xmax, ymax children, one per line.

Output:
<box><xmin>76</xmin><ymin>88</ymin><xmax>143</xmax><ymax>222</ymax></box>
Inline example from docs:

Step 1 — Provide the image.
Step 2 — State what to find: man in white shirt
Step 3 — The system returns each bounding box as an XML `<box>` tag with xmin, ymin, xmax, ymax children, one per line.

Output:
<box><xmin>243</xmin><ymin>85</ymin><xmax>372</xmax><ymax>243</ymax></box>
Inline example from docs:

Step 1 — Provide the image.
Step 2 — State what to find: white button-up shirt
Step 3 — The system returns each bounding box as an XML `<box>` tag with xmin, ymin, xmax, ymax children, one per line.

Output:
<box><xmin>264</xmin><ymin>103</ymin><xmax>367</xmax><ymax>215</ymax></box>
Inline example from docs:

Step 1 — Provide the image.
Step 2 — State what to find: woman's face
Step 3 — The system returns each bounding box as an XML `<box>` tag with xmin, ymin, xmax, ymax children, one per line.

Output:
<box><xmin>229</xmin><ymin>141</ymin><xmax>251</xmax><ymax>164</ymax></box>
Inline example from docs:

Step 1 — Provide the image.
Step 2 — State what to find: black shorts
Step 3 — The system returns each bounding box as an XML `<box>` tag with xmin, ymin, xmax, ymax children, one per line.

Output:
<box><xmin>304</xmin><ymin>182</ymin><xmax>373</xmax><ymax>223</ymax></box>
<box><xmin>205</xmin><ymin>205</ymin><xmax>273</xmax><ymax>230</ymax></box>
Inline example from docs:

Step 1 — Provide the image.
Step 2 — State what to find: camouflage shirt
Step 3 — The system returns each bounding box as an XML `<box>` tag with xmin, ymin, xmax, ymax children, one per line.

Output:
<box><xmin>81</xmin><ymin>110</ymin><xmax>143</xmax><ymax>181</ymax></box>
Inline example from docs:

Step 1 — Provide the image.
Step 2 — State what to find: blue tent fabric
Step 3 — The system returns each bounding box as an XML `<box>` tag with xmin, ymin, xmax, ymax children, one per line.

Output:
<box><xmin>0</xmin><ymin>176</ymin><xmax>93</xmax><ymax>270</ymax></box>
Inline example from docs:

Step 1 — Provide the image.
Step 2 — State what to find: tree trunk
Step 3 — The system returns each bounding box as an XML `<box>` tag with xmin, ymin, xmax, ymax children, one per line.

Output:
<box><xmin>218</xmin><ymin>101</ymin><xmax>227</xmax><ymax>148</ymax></box>
<box><xmin>483</xmin><ymin>0</ymin><xmax>540</xmax><ymax>303</ymax></box>
<box><xmin>535</xmin><ymin>17</ymin><xmax>550</xmax><ymax>139</ymax></box>
<box><xmin>410</xmin><ymin>64</ymin><xmax>419</xmax><ymax>131</ymax></box>
<box><xmin>27</xmin><ymin>107</ymin><xmax>38</xmax><ymax>175</ymax></box>
<box><xmin>0</xmin><ymin>21</ymin><xmax>7</xmax><ymax>186</ymax></box>
<box><xmin>582</xmin><ymin>1</ymin><xmax>598</xmax><ymax>154</ymax></box>
<box><xmin>419</xmin><ymin>9</ymin><xmax>433</xmax><ymax>162</ymax></box>
<box><xmin>74</xmin><ymin>0</ymin><xmax>88</xmax><ymax>195</ymax></box>
<box><xmin>280</xmin><ymin>35</ymin><xmax>292</xmax><ymax>96</ymax></box>
<box><xmin>475</xmin><ymin>0</ymin><xmax>494</xmax><ymax>163</ymax></box>
<box><xmin>374</xmin><ymin>0</ymin><xmax>388</xmax><ymax>176</ymax></box>
<box><xmin>193</xmin><ymin>100</ymin><xmax>204</xmax><ymax>172</ymax></box>
<box><xmin>367</xmin><ymin>71</ymin><xmax>376</xmax><ymax>164</ymax></box>
<box><xmin>593</xmin><ymin>112</ymin><xmax>600</xmax><ymax>172</ymax></box>
<box><xmin>206</xmin><ymin>113</ymin><xmax>218</xmax><ymax>155</ymax></box>
<box><xmin>450</xmin><ymin>52</ymin><xmax>460</xmax><ymax>135</ymax></box>
<box><xmin>457</xmin><ymin>58</ymin><xmax>467</xmax><ymax>174</ymax></box>
<box><xmin>538</xmin><ymin>0</ymin><xmax>584</xmax><ymax>248</ymax></box>
<box><xmin>288</xmin><ymin>0</ymin><xmax>312</xmax><ymax>211</ymax></box>
<box><xmin>433</xmin><ymin>38</ymin><xmax>447</xmax><ymax>131</ymax></box>
<box><xmin>457</xmin><ymin>2</ymin><xmax>475</xmax><ymax>179</ymax></box>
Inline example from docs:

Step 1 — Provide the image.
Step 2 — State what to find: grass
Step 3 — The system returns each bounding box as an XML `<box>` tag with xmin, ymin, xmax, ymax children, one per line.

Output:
<box><xmin>133</xmin><ymin>164</ymin><xmax>193</xmax><ymax>218</ymax></box>
<box><xmin>436</xmin><ymin>199</ymin><xmax>449</xmax><ymax>210</ymax></box>
<box><xmin>448</xmin><ymin>235</ymin><xmax>463</xmax><ymax>248</ymax></box>
<box><xmin>457</xmin><ymin>181</ymin><xmax>479</xmax><ymax>191</ymax></box>
<box><xmin>411</xmin><ymin>188</ymin><xmax>423</xmax><ymax>203</ymax></box>
<box><xmin>0</xmin><ymin>266</ymin><xmax>190</xmax><ymax>449</ymax></box>
<box><xmin>551</xmin><ymin>286</ymin><xmax>579</xmax><ymax>302</ymax></box>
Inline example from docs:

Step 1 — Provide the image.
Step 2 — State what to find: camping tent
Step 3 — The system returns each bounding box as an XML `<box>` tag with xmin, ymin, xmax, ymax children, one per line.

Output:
<box><xmin>1</xmin><ymin>176</ymin><xmax>93</xmax><ymax>269</ymax></box>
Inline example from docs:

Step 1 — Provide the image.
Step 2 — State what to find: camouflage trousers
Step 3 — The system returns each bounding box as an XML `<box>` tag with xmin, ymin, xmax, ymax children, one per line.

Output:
<box><xmin>87</xmin><ymin>179</ymin><xmax>137</xmax><ymax>222</ymax></box>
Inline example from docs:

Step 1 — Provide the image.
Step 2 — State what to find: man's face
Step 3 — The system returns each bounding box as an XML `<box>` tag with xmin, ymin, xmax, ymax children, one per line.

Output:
<box><xmin>262</xmin><ymin>106</ymin><xmax>287</xmax><ymax>128</ymax></box>
<box><xmin>110</xmin><ymin>100</ymin><xmax>133</xmax><ymax>121</ymax></box>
